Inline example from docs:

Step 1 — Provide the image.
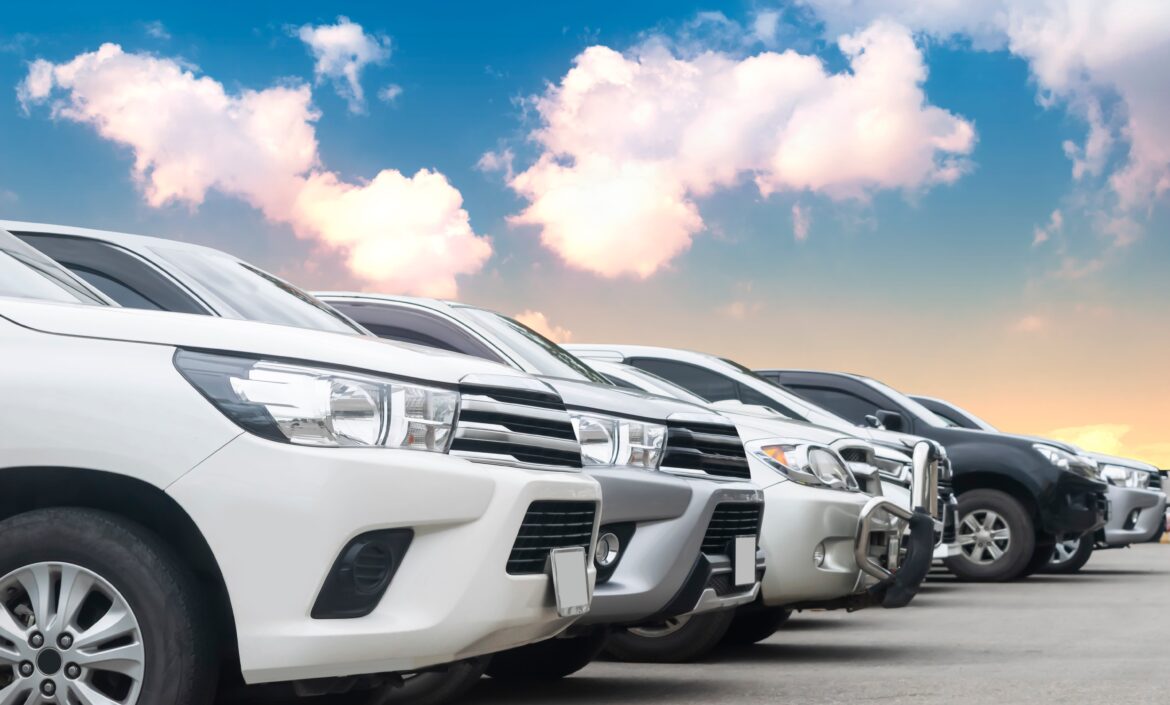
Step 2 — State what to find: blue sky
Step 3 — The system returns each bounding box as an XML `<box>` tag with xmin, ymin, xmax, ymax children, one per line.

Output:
<box><xmin>1</xmin><ymin>1</ymin><xmax>1168</xmax><ymax>463</ymax></box>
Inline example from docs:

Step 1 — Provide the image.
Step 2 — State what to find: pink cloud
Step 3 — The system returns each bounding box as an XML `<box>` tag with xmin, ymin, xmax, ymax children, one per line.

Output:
<box><xmin>514</xmin><ymin>310</ymin><xmax>573</xmax><ymax>343</ymax></box>
<box><xmin>18</xmin><ymin>44</ymin><xmax>490</xmax><ymax>298</ymax></box>
<box><xmin>501</xmin><ymin>20</ymin><xmax>975</xmax><ymax>278</ymax></box>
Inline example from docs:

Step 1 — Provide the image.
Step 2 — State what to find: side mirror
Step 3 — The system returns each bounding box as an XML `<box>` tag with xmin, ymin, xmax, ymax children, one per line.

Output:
<box><xmin>864</xmin><ymin>414</ymin><xmax>882</xmax><ymax>429</ymax></box>
<box><xmin>876</xmin><ymin>409</ymin><xmax>906</xmax><ymax>432</ymax></box>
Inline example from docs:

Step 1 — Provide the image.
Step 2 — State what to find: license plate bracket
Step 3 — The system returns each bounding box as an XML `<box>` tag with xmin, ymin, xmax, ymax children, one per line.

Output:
<box><xmin>732</xmin><ymin>535</ymin><xmax>756</xmax><ymax>587</ymax></box>
<box><xmin>548</xmin><ymin>547</ymin><xmax>590</xmax><ymax>617</ymax></box>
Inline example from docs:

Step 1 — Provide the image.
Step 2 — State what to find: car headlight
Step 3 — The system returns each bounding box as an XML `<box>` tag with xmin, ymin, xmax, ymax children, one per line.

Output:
<box><xmin>1101</xmin><ymin>464</ymin><xmax>1151</xmax><ymax>489</ymax></box>
<box><xmin>748</xmin><ymin>440</ymin><xmax>857</xmax><ymax>490</ymax></box>
<box><xmin>1032</xmin><ymin>444</ymin><xmax>1100</xmax><ymax>480</ymax></box>
<box><xmin>570</xmin><ymin>412</ymin><xmax>666</xmax><ymax>469</ymax></box>
<box><xmin>176</xmin><ymin>350</ymin><xmax>457</xmax><ymax>450</ymax></box>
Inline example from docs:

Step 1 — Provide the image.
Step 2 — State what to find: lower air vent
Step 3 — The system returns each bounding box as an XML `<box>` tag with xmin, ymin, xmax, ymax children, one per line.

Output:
<box><xmin>450</xmin><ymin>385</ymin><xmax>583</xmax><ymax>470</ymax></box>
<box><xmin>507</xmin><ymin>501</ymin><xmax>598</xmax><ymax>575</ymax></box>
<box><xmin>701</xmin><ymin>503</ymin><xmax>763</xmax><ymax>556</ymax></box>
<box><xmin>662</xmin><ymin>420</ymin><xmax>751</xmax><ymax>480</ymax></box>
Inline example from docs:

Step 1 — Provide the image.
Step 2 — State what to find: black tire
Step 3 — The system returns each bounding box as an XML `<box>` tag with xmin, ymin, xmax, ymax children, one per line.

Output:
<box><xmin>722</xmin><ymin>607</ymin><xmax>791</xmax><ymax>646</ymax></box>
<box><xmin>1043</xmin><ymin>533</ymin><xmax>1094</xmax><ymax>574</ymax></box>
<box><xmin>943</xmin><ymin>489</ymin><xmax>1036</xmax><ymax>582</ymax></box>
<box><xmin>486</xmin><ymin>628</ymin><xmax>608</xmax><ymax>680</ymax></box>
<box><xmin>0</xmin><ymin>508</ymin><xmax>215</xmax><ymax>705</ymax></box>
<box><xmin>1020</xmin><ymin>533</ymin><xmax>1056</xmax><ymax>577</ymax></box>
<box><xmin>604</xmin><ymin>610</ymin><xmax>735</xmax><ymax>663</ymax></box>
<box><xmin>372</xmin><ymin>658</ymin><xmax>488</xmax><ymax>705</ymax></box>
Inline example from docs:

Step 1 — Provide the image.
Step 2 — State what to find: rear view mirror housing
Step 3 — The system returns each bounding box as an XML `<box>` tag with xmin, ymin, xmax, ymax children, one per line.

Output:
<box><xmin>875</xmin><ymin>409</ymin><xmax>906</xmax><ymax>432</ymax></box>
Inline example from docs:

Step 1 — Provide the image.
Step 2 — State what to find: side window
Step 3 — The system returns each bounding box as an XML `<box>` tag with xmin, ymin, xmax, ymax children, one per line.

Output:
<box><xmin>331</xmin><ymin>302</ymin><xmax>505</xmax><ymax>362</ymax></box>
<box><xmin>628</xmin><ymin>358</ymin><xmax>737</xmax><ymax>402</ymax></box>
<box><xmin>15</xmin><ymin>233</ymin><xmax>208</xmax><ymax>314</ymax></box>
<box><xmin>788</xmin><ymin>385</ymin><xmax>878</xmax><ymax>426</ymax></box>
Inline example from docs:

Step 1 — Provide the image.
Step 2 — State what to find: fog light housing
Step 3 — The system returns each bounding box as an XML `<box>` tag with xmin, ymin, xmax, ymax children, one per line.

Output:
<box><xmin>813</xmin><ymin>542</ymin><xmax>826</xmax><ymax>567</ymax></box>
<box><xmin>1124</xmin><ymin>509</ymin><xmax>1141</xmax><ymax>531</ymax></box>
<box><xmin>595</xmin><ymin>532</ymin><xmax>621</xmax><ymax>568</ymax></box>
<box><xmin>312</xmin><ymin>529</ymin><xmax>413</xmax><ymax>619</ymax></box>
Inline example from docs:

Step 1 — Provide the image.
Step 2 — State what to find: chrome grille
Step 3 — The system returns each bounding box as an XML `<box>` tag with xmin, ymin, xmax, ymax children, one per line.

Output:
<box><xmin>450</xmin><ymin>384</ymin><xmax>582</xmax><ymax>469</ymax></box>
<box><xmin>506</xmin><ymin>501</ymin><xmax>598</xmax><ymax>575</ymax></box>
<box><xmin>662</xmin><ymin>420</ymin><xmax>750</xmax><ymax>480</ymax></box>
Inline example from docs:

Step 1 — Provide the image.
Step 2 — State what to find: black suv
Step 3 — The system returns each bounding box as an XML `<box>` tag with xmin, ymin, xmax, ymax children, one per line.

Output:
<box><xmin>756</xmin><ymin>369</ymin><xmax>1108</xmax><ymax>582</ymax></box>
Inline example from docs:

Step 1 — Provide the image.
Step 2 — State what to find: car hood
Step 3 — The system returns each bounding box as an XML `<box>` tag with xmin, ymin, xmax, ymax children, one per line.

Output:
<box><xmin>540</xmin><ymin>376</ymin><xmax>735</xmax><ymax>427</ymax></box>
<box><xmin>713</xmin><ymin>408</ymin><xmax>853</xmax><ymax>446</ymax></box>
<box><xmin>0</xmin><ymin>299</ymin><xmax>535</xmax><ymax>388</ymax></box>
<box><xmin>1089</xmin><ymin>452</ymin><xmax>1159</xmax><ymax>474</ymax></box>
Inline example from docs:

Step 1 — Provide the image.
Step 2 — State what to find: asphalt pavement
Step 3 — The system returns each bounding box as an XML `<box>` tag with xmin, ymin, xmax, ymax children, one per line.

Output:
<box><xmin>456</xmin><ymin>543</ymin><xmax>1169</xmax><ymax>705</ymax></box>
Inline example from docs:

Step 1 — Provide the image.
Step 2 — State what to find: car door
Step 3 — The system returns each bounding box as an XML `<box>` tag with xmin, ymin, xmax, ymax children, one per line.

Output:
<box><xmin>772</xmin><ymin>372</ymin><xmax>914</xmax><ymax>433</ymax></box>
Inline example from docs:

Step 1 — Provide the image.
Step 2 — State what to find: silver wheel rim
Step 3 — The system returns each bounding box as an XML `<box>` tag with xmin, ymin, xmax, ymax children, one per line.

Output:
<box><xmin>0</xmin><ymin>562</ymin><xmax>145</xmax><ymax>705</ymax></box>
<box><xmin>957</xmin><ymin>509</ymin><xmax>1012</xmax><ymax>565</ymax></box>
<box><xmin>1050</xmin><ymin>536</ymin><xmax>1081</xmax><ymax>566</ymax></box>
<box><xmin>627</xmin><ymin>615</ymin><xmax>692</xmax><ymax>639</ymax></box>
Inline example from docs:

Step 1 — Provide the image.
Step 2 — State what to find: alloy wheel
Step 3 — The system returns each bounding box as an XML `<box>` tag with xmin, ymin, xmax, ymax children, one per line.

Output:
<box><xmin>1050</xmin><ymin>536</ymin><xmax>1082</xmax><ymax>566</ymax></box>
<box><xmin>0</xmin><ymin>562</ymin><xmax>144</xmax><ymax>705</ymax></box>
<box><xmin>958</xmin><ymin>509</ymin><xmax>1012</xmax><ymax>565</ymax></box>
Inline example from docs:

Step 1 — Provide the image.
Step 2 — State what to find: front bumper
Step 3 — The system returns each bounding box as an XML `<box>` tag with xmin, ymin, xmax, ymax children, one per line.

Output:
<box><xmin>1039</xmin><ymin>472</ymin><xmax>1109</xmax><ymax>536</ymax></box>
<box><xmin>583</xmin><ymin>468</ymin><xmax>763</xmax><ymax>625</ymax></box>
<box><xmin>758</xmin><ymin>481</ymin><xmax>890</xmax><ymax>607</ymax></box>
<box><xmin>1101</xmin><ymin>485</ymin><xmax>1166</xmax><ymax>546</ymax></box>
<box><xmin>168</xmin><ymin>434</ymin><xmax>602</xmax><ymax>684</ymax></box>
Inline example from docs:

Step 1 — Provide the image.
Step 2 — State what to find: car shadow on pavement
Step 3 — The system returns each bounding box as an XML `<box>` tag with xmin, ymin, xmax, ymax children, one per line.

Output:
<box><xmin>461</xmin><ymin>675</ymin><xmax>723</xmax><ymax>703</ymax></box>
<box><xmin>711</xmin><ymin>642</ymin><xmax>925</xmax><ymax>665</ymax></box>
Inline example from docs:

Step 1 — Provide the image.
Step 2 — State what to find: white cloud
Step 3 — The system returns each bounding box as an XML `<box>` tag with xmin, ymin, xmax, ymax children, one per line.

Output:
<box><xmin>144</xmin><ymin>21</ymin><xmax>171</xmax><ymax>41</ymax></box>
<box><xmin>792</xmin><ymin>203</ymin><xmax>811</xmax><ymax>241</ymax></box>
<box><xmin>504</xmin><ymin>21</ymin><xmax>975</xmax><ymax>278</ymax></box>
<box><xmin>799</xmin><ymin>0</ymin><xmax>1170</xmax><ymax>232</ymax></box>
<box><xmin>752</xmin><ymin>10</ymin><xmax>782</xmax><ymax>46</ymax></box>
<box><xmin>377</xmin><ymin>83</ymin><xmax>402</xmax><ymax>104</ymax></box>
<box><xmin>514</xmin><ymin>310</ymin><xmax>573</xmax><ymax>343</ymax></box>
<box><xmin>18</xmin><ymin>43</ymin><xmax>490</xmax><ymax>297</ymax></box>
<box><xmin>296</xmin><ymin>16</ymin><xmax>391</xmax><ymax>113</ymax></box>
<box><xmin>1032</xmin><ymin>208</ymin><xmax>1062</xmax><ymax>246</ymax></box>
<box><xmin>720</xmin><ymin>300</ymin><xmax>762</xmax><ymax>320</ymax></box>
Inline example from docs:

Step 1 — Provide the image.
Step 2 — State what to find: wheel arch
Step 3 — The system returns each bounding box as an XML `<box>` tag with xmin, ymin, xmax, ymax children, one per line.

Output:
<box><xmin>953</xmin><ymin>470</ymin><xmax>1042</xmax><ymax>529</ymax></box>
<box><xmin>0</xmin><ymin>467</ymin><xmax>238</xmax><ymax>657</ymax></box>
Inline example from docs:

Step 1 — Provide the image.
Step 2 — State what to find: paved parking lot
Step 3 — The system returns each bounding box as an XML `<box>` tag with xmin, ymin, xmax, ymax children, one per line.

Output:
<box><xmin>457</xmin><ymin>543</ymin><xmax>1169</xmax><ymax>705</ymax></box>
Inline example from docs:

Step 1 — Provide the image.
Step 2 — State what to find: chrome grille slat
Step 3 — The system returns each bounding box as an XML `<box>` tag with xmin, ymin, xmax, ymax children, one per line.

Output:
<box><xmin>450</xmin><ymin>384</ymin><xmax>583</xmax><ymax>470</ymax></box>
<box><xmin>662</xmin><ymin>421</ymin><xmax>751</xmax><ymax>480</ymax></box>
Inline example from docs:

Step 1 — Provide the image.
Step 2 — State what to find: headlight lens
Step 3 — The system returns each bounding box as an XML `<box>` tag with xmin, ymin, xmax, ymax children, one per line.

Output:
<box><xmin>750</xmin><ymin>440</ymin><xmax>857</xmax><ymax>490</ymax></box>
<box><xmin>1033</xmin><ymin>443</ymin><xmax>1100</xmax><ymax>480</ymax></box>
<box><xmin>570</xmin><ymin>412</ymin><xmax>666</xmax><ymax>469</ymax></box>
<box><xmin>176</xmin><ymin>350</ymin><xmax>457</xmax><ymax>450</ymax></box>
<box><xmin>1101</xmin><ymin>464</ymin><xmax>1151</xmax><ymax>489</ymax></box>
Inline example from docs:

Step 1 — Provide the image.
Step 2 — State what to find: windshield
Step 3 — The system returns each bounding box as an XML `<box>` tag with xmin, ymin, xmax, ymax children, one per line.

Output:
<box><xmin>458</xmin><ymin>307</ymin><xmax>610</xmax><ymax>384</ymax></box>
<box><xmin>0</xmin><ymin>231</ymin><xmax>108</xmax><ymax>305</ymax></box>
<box><xmin>608</xmin><ymin>364</ymin><xmax>710</xmax><ymax>406</ymax></box>
<box><xmin>861</xmin><ymin>377</ymin><xmax>950</xmax><ymax>428</ymax></box>
<box><xmin>719</xmin><ymin>358</ymin><xmax>858</xmax><ymax>429</ymax></box>
<box><xmin>151</xmin><ymin>247</ymin><xmax>364</xmax><ymax>335</ymax></box>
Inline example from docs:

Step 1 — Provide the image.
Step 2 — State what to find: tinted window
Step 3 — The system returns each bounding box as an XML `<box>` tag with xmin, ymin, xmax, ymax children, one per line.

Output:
<box><xmin>788</xmin><ymin>385</ymin><xmax>879</xmax><ymax>426</ymax></box>
<box><xmin>628</xmin><ymin>358</ymin><xmax>738</xmax><ymax>401</ymax></box>
<box><xmin>737</xmin><ymin>383</ymin><xmax>806</xmax><ymax>419</ymax></box>
<box><xmin>17</xmin><ymin>233</ymin><xmax>208</xmax><ymax>314</ymax></box>
<box><xmin>73</xmin><ymin>270</ymin><xmax>162</xmax><ymax>310</ymax></box>
<box><xmin>331</xmin><ymin>301</ymin><xmax>503</xmax><ymax>361</ymax></box>
<box><xmin>0</xmin><ymin>232</ymin><xmax>107</xmax><ymax>305</ymax></box>
<box><xmin>458</xmin><ymin>307</ymin><xmax>610</xmax><ymax>384</ymax></box>
<box><xmin>151</xmin><ymin>247</ymin><xmax>363</xmax><ymax>334</ymax></box>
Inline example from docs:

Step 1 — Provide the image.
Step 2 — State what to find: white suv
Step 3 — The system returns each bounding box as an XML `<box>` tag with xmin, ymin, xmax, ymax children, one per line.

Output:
<box><xmin>0</xmin><ymin>231</ymin><xmax>601</xmax><ymax>704</ymax></box>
